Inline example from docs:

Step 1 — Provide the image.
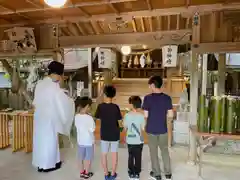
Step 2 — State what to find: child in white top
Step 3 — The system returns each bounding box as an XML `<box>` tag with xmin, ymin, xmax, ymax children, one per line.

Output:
<box><xmin>75</xmin><ymin>96</ymin><xmax>95</xmax><ymax>179</ymax></box>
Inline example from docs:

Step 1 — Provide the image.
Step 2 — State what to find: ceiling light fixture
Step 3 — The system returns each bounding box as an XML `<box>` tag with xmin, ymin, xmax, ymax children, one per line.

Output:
<box><xmin>44</xmin><ymin>0</ymin><xmax>67</xmax><ymax>8</ymax></box>
<box><xmin>121</xmin><ymin>46</ymin><xmax>131</xmax><ymax>55</ymax></box>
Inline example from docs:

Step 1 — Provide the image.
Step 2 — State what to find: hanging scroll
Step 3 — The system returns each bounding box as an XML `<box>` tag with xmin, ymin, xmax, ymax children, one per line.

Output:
<box><xmin>162</xmin><ymin>45</ymin><xmax>178</xmax><ymax>67</ymax></box>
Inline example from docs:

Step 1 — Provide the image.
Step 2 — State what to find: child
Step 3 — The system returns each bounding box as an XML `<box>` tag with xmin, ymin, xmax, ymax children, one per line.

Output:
<box><xmin>123</xmin><ymin>96</ymin><xmax>145</xmax><ymax>180</ymax></box>
<box><xmin>95</xmin><ymin>85</ymin><xmax>122</xmax><ymax>180</ymax></box>
<box><xmin>75</xmin><ymin>96</ymin><xmax>95</xmax><ymax>179</ymax></box>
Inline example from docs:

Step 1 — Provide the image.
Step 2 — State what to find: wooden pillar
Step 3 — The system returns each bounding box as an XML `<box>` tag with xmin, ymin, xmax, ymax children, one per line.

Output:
<box><xmin>103</xmin><ymin>69</ymin><xmax>112</xmax><ymax>85</ymax></box>
<box><xmin>189</xmin><ymin>12</ymin><xmax>200</xmax><ymax>164</ymax></box>
<box><xmin>202</xmin><ymin>54</ymin><xmax>208</xmax><ymax>95</ymax></box>
<box><xmin>189</xmin><ymin>52</ymin><xmax>199</xmax><ymax>163</ymax></box>
<box><xmin>218</xmin><ymin>54</ymin><xmax>226</xmax><ymax>96</ymax></box>
<box><xmin>88</xmin><ymin>48</ymin><xmax>93</xmax><ymax>98</ymax></box>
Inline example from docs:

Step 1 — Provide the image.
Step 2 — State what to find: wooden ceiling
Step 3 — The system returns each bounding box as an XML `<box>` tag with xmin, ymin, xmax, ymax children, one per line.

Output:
<box><xmin>0</xmin><ymin>0</ymin><xmax>240</xmax><ymax>49</ymax></box>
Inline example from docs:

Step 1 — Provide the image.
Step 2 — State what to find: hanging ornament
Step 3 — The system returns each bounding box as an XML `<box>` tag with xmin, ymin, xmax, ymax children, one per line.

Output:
<box><xmin>133</xmin><ymin>55</ymin><xmax>139</xmax><ymax>68</ymax></box>
<box><xmin>140</xmin><ymin>54</ymin><xmax>146</xmax><ymax>68</ymax></box>
<box><xmin>128</xmin><ymin>55</ymin><xmax>132</xmax><ymax>68</ymax></box>
<box><xmin>146</xmin><ymin>53</ymin><xmax>152</xmax><ymax>67</ymax></box>
<box><xmin>122</xmin><ymin>55</ymin><xmax>128</xmax><ymax>68</ymax></box>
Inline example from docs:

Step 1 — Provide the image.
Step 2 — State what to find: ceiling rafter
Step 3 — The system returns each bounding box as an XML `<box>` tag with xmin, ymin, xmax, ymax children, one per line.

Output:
<box><xmin>70</xmin><ymin>0</ymin><xmax>91</xmax><ymax>17</ymax></box>
<box><xmin>157</xmin><ymin>16</ymin><xmax>162</xmax><ymax>30</ymax></box>
<box><xmin>167</xmin><ymin>15</ymin><xmax>171</xmax><ymax>30</ymax></box>
<box><xmin>78</xmin><ymin>7</ymin><xmax>91</xmax><ymax>17</ymax></box>
<box><xmin>0</xmin><ymin>0</ymin><xmax>136</xmax><ymax>15</ymax></box>
<box><xmin>1</xmin><ymin>2</ymin><xmax>240</xmax><ymax>27</ymax></box>
<box><xmin>67</xmin><ymin>23</ymin><xmax>79</xmax><ymax>36</ymax></box>
<box><xmin>90</xmin><ymin>21</ymin><xmax>101</xmax><ymax>34</ymax></box>
<box><xmin>17</xmin><ymin>3</ymin><xmax>240</xmax><ymax>25</ymax></box>
<box><xmin>109</xmin><ymin>3</ymin><xmax>120</xmax><ymax>14</ymax></box>
<box><xmin>132</xmin><ymin>18</ymin><xmax>137</xmax><ymax>32</ymax></box>
<box><xmin>149</xmin><ymin>17</ymin><xmax>153</xmax><ymax>32</ymax></box>
<box><xmin>145</xmin><ymin>0</ymin><xmax>152</xmax><ymax>10</ymax></box>
<box><xmin>0</xmin><ymin>4</ymin><xmax>31</xmax><ymax>20</ymax></box>
<box><xmin>75</xmin><ymin>23</ymin><xmax>86</xmax><ymax>35</ymax></box>
<box><xmin>140</xmin><ymin>17</ymin><xmax>145</xmax><ymax>32</ymax></box>
<box><xmin>25</xmin><ymin>0</ymin><xmax>43</xmax><ymax>8</ymax></box>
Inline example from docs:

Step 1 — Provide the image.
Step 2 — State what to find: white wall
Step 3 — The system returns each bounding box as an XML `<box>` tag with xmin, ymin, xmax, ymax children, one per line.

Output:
<box><xmin>215</xmin><ymin>53</ymin><xmax>240</xmax><ymax>66</ymax></box>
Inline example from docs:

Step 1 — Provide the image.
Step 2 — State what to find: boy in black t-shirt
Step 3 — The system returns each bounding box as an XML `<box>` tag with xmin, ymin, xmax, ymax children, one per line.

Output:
<box><xmin>95</xmin><ymin>85</ymin><xmax>122</xmax><ymax>180</ymax></box>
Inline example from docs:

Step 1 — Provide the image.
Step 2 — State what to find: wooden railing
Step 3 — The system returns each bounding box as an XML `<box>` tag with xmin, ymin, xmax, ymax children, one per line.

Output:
<box><xmin>0</xmin><ymin>112</ymin><xmax>33</xmax><ymax>153</ymax></box>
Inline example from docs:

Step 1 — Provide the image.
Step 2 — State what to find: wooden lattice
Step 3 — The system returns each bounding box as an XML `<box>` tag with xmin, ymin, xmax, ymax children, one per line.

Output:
<box><xmin>0</xmin><ymin>112</ymin><xmax>33</xmax><ymax>153</ymax></box>
<box><xmin>0</xmin><ymin>113</ymin><xmax>10</xmax><ymax>148</ymax></box>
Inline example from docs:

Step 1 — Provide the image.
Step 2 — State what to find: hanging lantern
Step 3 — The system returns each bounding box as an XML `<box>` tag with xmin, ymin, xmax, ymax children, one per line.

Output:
<box><xmin>121</xmin><ymin>46</ymin><xmax>131</xmax><ymax>55</ymax></box>
<box><xmin>44</xmin><ymin>0</ymin><xmax>67</xmax><ymax>8</ymax></box>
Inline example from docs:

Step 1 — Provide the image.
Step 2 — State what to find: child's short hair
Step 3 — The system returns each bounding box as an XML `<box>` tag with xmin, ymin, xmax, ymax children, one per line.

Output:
<box><xmin>103</xmin><ymin>85</ymin><xmax>116</xmax><ymax>98</ymax></box>
<box><xmin>148</xmin><ymin>75</ymin><xmax>163</xmax><ymax>88</ymax></box>
<box><xmin>129</xmin><ymin>96</ymin><xmax>142</xmax><ymax>109</ymax></box>
<box><xmin>75</xmin><ymin>96</ymin><xmax>92</xmax><ymax>109</ymax></box>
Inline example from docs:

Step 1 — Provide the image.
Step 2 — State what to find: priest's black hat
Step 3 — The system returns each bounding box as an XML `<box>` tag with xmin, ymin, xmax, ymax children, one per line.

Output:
<box><xmin>48</xmin><ymin>61</ymin><xmax>64</xmax><ymax>75</ymax></box>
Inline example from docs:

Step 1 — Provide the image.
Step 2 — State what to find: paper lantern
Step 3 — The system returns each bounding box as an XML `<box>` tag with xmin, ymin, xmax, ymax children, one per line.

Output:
<box><xmin>121</xmin><ymin>46</ymin><xmax>131</xmax><ymax>55</ymax></box>
<box><xmin>44</xmin><ymin>0</ymin><xmax>67</xmax><ymax>8</ymax></box>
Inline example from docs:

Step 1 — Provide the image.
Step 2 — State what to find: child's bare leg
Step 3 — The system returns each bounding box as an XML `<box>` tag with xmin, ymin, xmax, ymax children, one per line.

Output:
<box><xmin>84</xmin><ymin>160</ymin><xmax>91</xmax><ymax>173</ymax></box>
<box><xmin>111</xmin><ymin>141</ymin><xmax>119</xmax><ymax>175</ymax></box>
<box><xmin>111</xmin><ymin>152</ymin><xmax>118</xmax><ymax>175</ymax></box>
<box><xmin>101</xmin><ymin>154</ymin><xmax>108</xmax><ymax>175</ymax></box>
<box><xmin>79</xmin><ymin>160</ymin><xmax>84</xmax><ymax>172</ymax></box>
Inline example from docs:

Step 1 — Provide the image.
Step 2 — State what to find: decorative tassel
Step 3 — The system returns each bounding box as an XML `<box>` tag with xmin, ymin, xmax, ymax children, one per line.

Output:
<box><xmin>146</xmin><ymin>53</ymin><xmax>152</xmax><ymax>67</ymax></box>
<box><xmin>128</xmin><ymin>55</ymin><xmax>132</xmax><ymax>68</ymax></box>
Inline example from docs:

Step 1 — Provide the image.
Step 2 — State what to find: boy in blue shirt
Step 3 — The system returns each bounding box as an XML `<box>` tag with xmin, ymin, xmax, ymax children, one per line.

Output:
<box><xmin>123</xmin><ymin>96</ymin><xmax>145</xmax><ymax>180</ymax></box>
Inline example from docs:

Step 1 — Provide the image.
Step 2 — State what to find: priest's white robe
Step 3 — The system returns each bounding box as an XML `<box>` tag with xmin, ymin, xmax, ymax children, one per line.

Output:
<box><xmin>32</xmin><ymin>77</ymin><xmax>75</xmax><ymax>169</ymax></box>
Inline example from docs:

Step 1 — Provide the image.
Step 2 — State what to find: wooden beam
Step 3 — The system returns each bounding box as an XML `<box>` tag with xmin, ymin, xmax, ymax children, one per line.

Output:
<box><xmin>75</xmin><ymin>23</ymin><xmax>86</xmax><ymax>35</ymax></box>
<box><xmin>78</xmin><ymin>7</ymin><xmax>91</xmax><ymax>17</ymax></box>
<box><xmin>167</xmin><ymin>15</ymin><xmax>171</xmax><ymax>30</ymax></box>
<box><xmin>157</xmin><ymin>16</ymin><xmax>162</xmax><ymax>30</ymax></box>
<box><xmin>145</xmin><ymin>0</ymin><xmax>152</xmax><ymax>10</ymax></box>
<box><xmin>149</xmin><ymin>17</ymin><xmax>153</xmax><ymax>32</ymax></box>
<box><xmin>90</xmin><ymin>21</ymin><xmax>101</xmax><ymax>34</ymax></box>
<box><xmin>25</xmin><ymin>0</ymin><xmax>43</xmax><ymax>8</ymax></box>
<box><xmin>132</xmin><ymin>19</ymin><xmax>137</xmax><ymax>32</ymax></box>
<box><xmin>185</xmin><ymin>17</ymin><xmax>190</xmax><ymax>29</ymax></box>
<box><xmin>61</xmin><ymin>27</ymin><xmax>73</xmax><ymax>36</ymax></box>
<box><xmin>0</xmin><ymin>0</ymin><xmax>136</xmax><ymax>15</ymax></box>
<box><xmin>109</xmin><ymin>3</ymin><xmax>119</xmax><ymax>14</ymax></box>
<box><xmin>0</xmin><ymin>4</ymin><xmax>31</xmax><ymax>20</ymax></box>
<box><xmin>140</xmin><ymin>18</ymin><xmax>145</xmax><ymax>32</ymax></box>
<box><xmin>67</xmin><ymin>23</ymin><xmax>80</xmax><ymax>36</ymax></box>
<box><xmin>210</xmin><ymin>12</ymin><xmax>217</xmax><ymax>41</ymax></box>
<box><xmin>193</xmin><ymin>42</ymin><xmax>240</xmax><ymax>53</ymax></box>
<box><xmin>176</xmin><ymin>14</ymin><xmax>180</xmax><ymax>30</ymax></box>
<box><xmin>59</xmin><ymin>29</ymin><xmax>191</xmax><ymax>47</ymax></box>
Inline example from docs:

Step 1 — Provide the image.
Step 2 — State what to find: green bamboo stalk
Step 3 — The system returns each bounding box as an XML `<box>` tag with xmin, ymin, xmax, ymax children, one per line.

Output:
<box><xmin>226</xmin><ymin>96</ymin><xmax>236</xmax><ymax>134</ymax></box>
<box><xmin>220</xmin><ymin>96</ymin><xmax>227</xmax><ymax>133</ymax></box>
<box><xmin>198</xmin><ymin>95</ymin><xmax>206</xmax><ymax>132</ymax></box>
<box><xmin>211</xmin><ymin>96</ymin><xmax>221</xmax><ymax>133</ymax></box>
